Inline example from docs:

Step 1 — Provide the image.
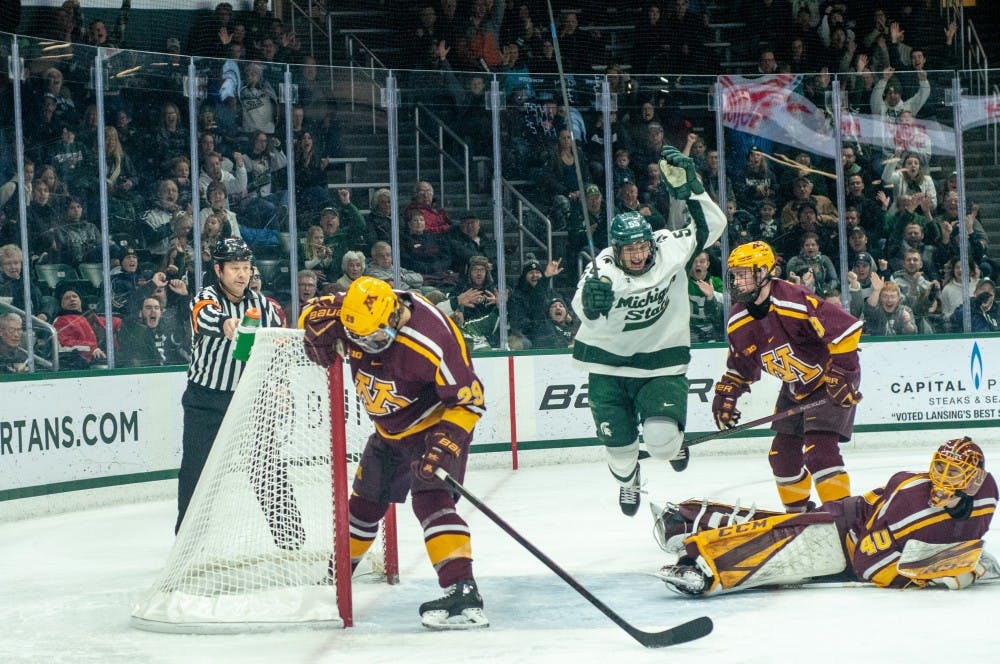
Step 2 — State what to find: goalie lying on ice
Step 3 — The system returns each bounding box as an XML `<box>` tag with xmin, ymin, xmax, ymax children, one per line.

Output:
<box><xmin>654</xmin><ymin>437</ymin><xmax>999</xmax><ymax>595</ymax></box>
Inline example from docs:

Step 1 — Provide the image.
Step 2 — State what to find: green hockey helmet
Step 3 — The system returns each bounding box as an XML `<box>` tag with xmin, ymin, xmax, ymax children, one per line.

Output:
<box><xmin>610</xmin><ymin>212</ymin><xmax>655</xmax><ymax>275</ymax></box>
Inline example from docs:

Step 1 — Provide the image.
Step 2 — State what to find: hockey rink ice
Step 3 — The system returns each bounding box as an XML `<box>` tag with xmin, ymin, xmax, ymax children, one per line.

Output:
<box><xmin>3</xmin><ymin>442</ymin><xmax>998</xmax><ymax>664</ymax></box>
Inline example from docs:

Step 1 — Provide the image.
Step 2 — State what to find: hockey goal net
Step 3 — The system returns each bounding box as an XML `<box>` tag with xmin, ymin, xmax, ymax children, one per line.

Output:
<box><xmin>131</xmin><ymin>328</ymin><xmax>398</xmax><ymax>633</ymax></box>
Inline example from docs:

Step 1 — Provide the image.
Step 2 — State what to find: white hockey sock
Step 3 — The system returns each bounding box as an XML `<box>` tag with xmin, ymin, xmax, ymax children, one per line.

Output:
<box><xmin>606</xmin><ymin>441</ymin><xmax>640</xmax><ymax>486</ymax></box>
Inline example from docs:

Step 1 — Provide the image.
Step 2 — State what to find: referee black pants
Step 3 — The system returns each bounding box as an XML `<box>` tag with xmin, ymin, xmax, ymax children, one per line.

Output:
<box><xmin>176</xmin><ymin>382</ymin><xmax>233</xmax><ymax>533</ymax></box>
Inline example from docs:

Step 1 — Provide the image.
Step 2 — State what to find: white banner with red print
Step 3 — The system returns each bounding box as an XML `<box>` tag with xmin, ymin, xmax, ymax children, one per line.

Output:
<box><xmin>719</xmin><ymin>74</ymin><xmax>960</xmax><ymax>158</ymax></box>
<box><xmin>959</xmin><ymin>94</ymin><xmax>1000</xmax><ymax>130</ymax></box>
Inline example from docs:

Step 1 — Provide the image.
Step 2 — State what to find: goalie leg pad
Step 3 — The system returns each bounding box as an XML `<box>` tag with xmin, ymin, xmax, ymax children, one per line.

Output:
<box><xmin>683</xmin><ymin>512</ymin><xmax>847</xmax><ymax>594</ymax></box>
<box><xmin>652</xmin><ymin>498</ymin><xmax>784</xmax><ymax>555</ymax></box>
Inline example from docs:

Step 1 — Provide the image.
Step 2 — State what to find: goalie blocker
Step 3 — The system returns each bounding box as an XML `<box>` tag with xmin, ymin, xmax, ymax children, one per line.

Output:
<box><xmin>655</xmin><ymin>437</ymin><xmax>999</xmax><ymax>595</ymax></box>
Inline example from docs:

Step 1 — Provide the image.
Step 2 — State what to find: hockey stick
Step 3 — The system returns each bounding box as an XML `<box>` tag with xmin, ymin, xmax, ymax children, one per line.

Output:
<box><xmin>435</xmin><ymin>468</ymin><xmax>713</xmax><ymax>648</ymax></box>
<box><xmin>685</xmin><ymin>398</ymin><xmax>830</xmax><ymax>449</ymax></box>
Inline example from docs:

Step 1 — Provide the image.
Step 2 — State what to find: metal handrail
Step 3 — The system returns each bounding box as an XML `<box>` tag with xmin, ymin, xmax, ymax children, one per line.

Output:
<box><xmin>964</xmin><ymin>20</ymin><xmax>988</xmax><ymax>98</ymax></box>
<box><xmin>501</xmin><ymin>179</ymin><xmax>554</xmax><ymax>264</ymax></box>
<box><xmin>993</xmin><ymin>83</ymin><xmax>1000</xmax><ymax>165</ymax></box>
<box><xmin>414</xmin><ymin>103</ymin><xmax>471</xmax><ymax>210</ymax></box>
<box><xmin>0</xmin><ymin>301</ymin><xmax>59</xmax><ymax>372</ymax></box>
<box><xmin>344</xmin><ymin>32</ymin><xmax>386</xmax><ymax>132</ymax></box>
<box><xmin>287</xmin><ymin>0</ymin><xmax>330</xmax><ymax>59</ymax></box>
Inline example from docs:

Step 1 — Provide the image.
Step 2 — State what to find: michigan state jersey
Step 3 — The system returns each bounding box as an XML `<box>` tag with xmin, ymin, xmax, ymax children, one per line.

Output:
<box><xmin>572</xmin><ymin>193</ymin><xmax>727</xmax><ymax>377</ymax></box>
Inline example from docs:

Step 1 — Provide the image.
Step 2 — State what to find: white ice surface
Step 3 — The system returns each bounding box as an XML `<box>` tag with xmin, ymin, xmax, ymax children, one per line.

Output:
<box><xmin>2</xmin><ymin>445</ymin><xmax>998</xmax><ymax>664</ymax></box>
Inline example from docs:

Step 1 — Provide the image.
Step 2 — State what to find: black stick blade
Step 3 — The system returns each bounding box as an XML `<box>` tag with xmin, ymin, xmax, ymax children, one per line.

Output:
<box><xmin>629</xmin><ymin>615</ymin><xmax>713</xmax><ymax>648</ymax></box>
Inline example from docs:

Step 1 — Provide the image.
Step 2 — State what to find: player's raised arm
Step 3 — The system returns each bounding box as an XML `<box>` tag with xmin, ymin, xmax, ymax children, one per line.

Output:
<box><xmin>659</xmin><ymin>145</ymin><xmax>727</xmax><ymax>252</ymax></box>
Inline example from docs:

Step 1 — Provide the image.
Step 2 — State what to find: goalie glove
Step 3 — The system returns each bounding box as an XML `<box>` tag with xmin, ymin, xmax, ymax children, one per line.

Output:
<box><xmin>897</xmin><ymin>539</ymin><xmax>988</xmax><ymax>590</ymax></box>
<box><xmin>581</xmin><ymin>276</ymin><xmax>614</xmax><ymax>319</ymax></box>
<box><xmin>825</xmin><ymin>364</ymin><xmax>862</xmax><ymax>408</ymax></box>
<box><xmin>659</xmin><ymin>146</ymin><xmax>705</xmax><ymax>199</ymax></box>
<box><xmin>711</xmin><ymin>372</ymin><xmax>750</xmax><ymax>430</ymax></box>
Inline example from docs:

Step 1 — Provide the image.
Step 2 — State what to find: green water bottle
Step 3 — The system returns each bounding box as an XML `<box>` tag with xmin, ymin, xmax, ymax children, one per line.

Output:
<box><xmin>232</xmin><ymin>308</ymin><xmax>261</xmax><ymax>361</ymax></box>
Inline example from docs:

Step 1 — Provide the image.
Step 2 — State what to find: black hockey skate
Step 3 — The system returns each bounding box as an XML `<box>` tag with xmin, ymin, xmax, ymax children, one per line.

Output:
<box><xmin>619</xmin><ymin>466</ymin><xmax>642</xmax><ymax>517</ymax></box>
<box><xmin>419</xmin><ymin>579</ymin><xmax>489</xmax><ymax>630</ymax></box>
<box><xmin>656</xmin><ymin>560</ymin><xmax>708</xmax><ymax>596</ymax></box>
<box><xmin>669</xmin><ymin>442</ymin><xmax>690</xmax><ymax>472</ymax></box>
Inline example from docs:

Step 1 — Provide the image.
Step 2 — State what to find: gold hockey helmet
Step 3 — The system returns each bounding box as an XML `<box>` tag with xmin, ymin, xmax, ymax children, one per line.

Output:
<box><xmin>929</xmin><ymin>437</ymin><xmax>987</xmax><ymax>507</ymax></box>
<box><xmin>727</xmin><ymin>241</ymin><xmax>776</xmax><ymax>303</ymax></box>
<box><xmin>340</xmin><ymin>276</ymin><xmax>400</xmax><ymax>353</ymax></box>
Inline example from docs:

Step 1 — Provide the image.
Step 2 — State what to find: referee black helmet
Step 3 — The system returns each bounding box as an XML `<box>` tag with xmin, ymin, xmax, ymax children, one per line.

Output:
<box><xmin>212</xmin><ymin>238</ymin><xmax>254</xmax><ymax>264</ymax></box>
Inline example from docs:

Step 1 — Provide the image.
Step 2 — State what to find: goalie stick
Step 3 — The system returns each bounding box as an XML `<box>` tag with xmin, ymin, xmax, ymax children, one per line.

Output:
<box><xmin>435</xmin><ymin>468</ymin><xmax>713</xmax><ymax>648</ymax></box>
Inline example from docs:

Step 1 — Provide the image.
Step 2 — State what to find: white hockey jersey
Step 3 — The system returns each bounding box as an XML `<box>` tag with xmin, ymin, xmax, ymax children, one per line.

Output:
<box><xmin>571</xmin><ymin>192</ymin><xmax>727</xmax><ymax>378</ymax></box>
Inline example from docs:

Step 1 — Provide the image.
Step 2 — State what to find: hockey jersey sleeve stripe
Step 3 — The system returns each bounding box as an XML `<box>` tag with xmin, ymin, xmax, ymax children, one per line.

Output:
<box><xmin>427</xmin><ymin>299</ymin><xmax>473</xmax><ymax>367</ymax></box>
<box><xmin>371</xmin><ymin>403</ymin><xmax>481</xmax><ymax>440</ymax></box>
<box><xmin>727</xmin><ymin>314</ymin><xmax>755</xmax><ymax>335</ymax></box>
<box><xmin>443</xmin><ymin>310</ymin><xmax>472</xmax><ymax>366</ymax></box>
<box><xmin>725</xmin><ymin>309</ymin><xmax>754</xmax><ymax>335</ymax></box>
<box><xmin>770</xmin><ymin>303</ymin><xmax>809</xmax><ymax>321</ymax></box>
<box><xmin>863</xmin><ymin>552</ymin><xmax>903</xmax><ymax>587</ymax></box>
<box><xmin>769</xmin><ymin>296</ymin><xmax>808</xmax><ymax>313</ymax></box>
<box><xmin>396</xmin><ymin>334</ymin><xmax>454</xmax><ymax>385</ymax></box>
<box><xmin>867</xmin><ymin>475</ymin><xmax>927</xmax><ymax>529</ymax></box>
<box><xmin>890</xmin><ymin>511</ymin><xmax>956</xmax><ymax>540</ymax></box>
<box><xmin>829</xmin><ymin>321</ymin><xmax>863</xmax><ymax>351</ymax></box>
<box><xmin>373</xmin><ymin>404</ymin><xmax>448</xmax><ymax>440</ymax></box>
<box><xmin>897</xmin><ymin>504</ymin><xmax>998</xmax><ymax>530</ymax></box>
<box><xmin>441</xmin><ymin>406</ymin><xmax>480</xmax><ymax>433</ymax></box>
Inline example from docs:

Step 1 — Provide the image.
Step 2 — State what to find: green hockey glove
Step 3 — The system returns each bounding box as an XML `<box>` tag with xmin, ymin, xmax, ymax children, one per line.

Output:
<box><xmin>659</xmin><ymin>146</ymin><xmax>705</xmax><ymax>199</ymax></box>
<box><xmin>581</xmin><ymin>276</ymin><xmax>614</xmax><ymax>319</ymax></box>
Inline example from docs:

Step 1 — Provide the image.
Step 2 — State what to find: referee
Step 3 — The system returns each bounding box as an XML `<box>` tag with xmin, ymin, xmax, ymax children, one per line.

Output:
<box><xmin>176</xmin><ymin>239</ymin><xmax>284</xmax><ymax>533</ymax></box>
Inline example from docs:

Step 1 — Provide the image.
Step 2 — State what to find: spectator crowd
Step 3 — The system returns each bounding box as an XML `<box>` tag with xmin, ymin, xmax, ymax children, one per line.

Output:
<box><xmin>0</xmin><ymin>1</ymin><xmax>996</xmax><ymax>372</ymax></box>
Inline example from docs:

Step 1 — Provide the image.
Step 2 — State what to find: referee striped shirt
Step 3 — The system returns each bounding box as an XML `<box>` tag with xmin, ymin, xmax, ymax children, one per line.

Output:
<box><xmin>187</xmin><ymin>284</ymin><xmax>282</xmax><ymax>392</ymax></box>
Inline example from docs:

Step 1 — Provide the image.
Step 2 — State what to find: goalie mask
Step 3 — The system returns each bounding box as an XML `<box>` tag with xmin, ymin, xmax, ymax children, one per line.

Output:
<box><xmin>340</xmin><ymin>276</ymin><xmax>400</xmax><ymax>354</ymax></box>
<box><xmin>727</xmin><ymin>241</ymin><xmax>775</xmax><ymax>304</ymax></box>
<box><xmin>610</xmin><ymin>212</ymin><xmax>656</xmax><ymax>275</ymax></box>
<box><xmin>928</xmin><ymin>437</ymin><xmax>987</xmax><ymax>508</ymax></box>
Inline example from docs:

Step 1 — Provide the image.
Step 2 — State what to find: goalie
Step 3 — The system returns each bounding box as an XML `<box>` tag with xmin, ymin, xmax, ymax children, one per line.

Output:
<box><xmin>571</xmin><ymin>146</ymin><xmax>727</xmax><ymax>517</ymax></box>
<box><xmin>655</xmin><ymin>437</ymin><xmax>998</xmax><ymax>596</ymax></box>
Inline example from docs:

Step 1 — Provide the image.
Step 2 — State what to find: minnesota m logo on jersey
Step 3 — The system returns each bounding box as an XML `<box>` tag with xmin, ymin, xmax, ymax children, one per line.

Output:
<box><xmin>354</xmin><ymin>370</ymin><xmax>414</xmax><ymax>415</ymax></box>
<box><xmin>761</xmin><ymin>344</ymin><xmax>822</xmax><ymax>384</ymax></box>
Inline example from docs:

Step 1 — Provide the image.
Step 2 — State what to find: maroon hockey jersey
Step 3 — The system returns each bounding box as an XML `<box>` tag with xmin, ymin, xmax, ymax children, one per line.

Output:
<box><xmin>302</xmin><ymin>290</ymin><xmax>484</xmax><ymax>439</ymax></box>
<box><xmin>724</xmin><ymin>279</ymin><xmax>863</xmax><ymax>399</ymax></box>
<box><xmin>841</xmin><ymin>471</ymin><xmax>998</xmax><ymax>587</ymax></box>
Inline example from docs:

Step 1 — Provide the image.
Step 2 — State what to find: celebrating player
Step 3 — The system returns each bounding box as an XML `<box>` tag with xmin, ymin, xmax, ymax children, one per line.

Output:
<box><xmin>655</xmin><ymin>437</ymin><xmax>998</xmax><ymax>595</ymax></box>
<box><xmin>713</xmin><ymin>241</ymin><xmax>863</xmax><ymax>512</ymax></box>
<box><xmin>572</xmin><ymin>146</ymin><xmax>727</xmax><ymax>517</ymax></box>
<box><xmin>299</xmin><ymin>276</ymin><xmax>488</xmax><ymax>630</ymax></box>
